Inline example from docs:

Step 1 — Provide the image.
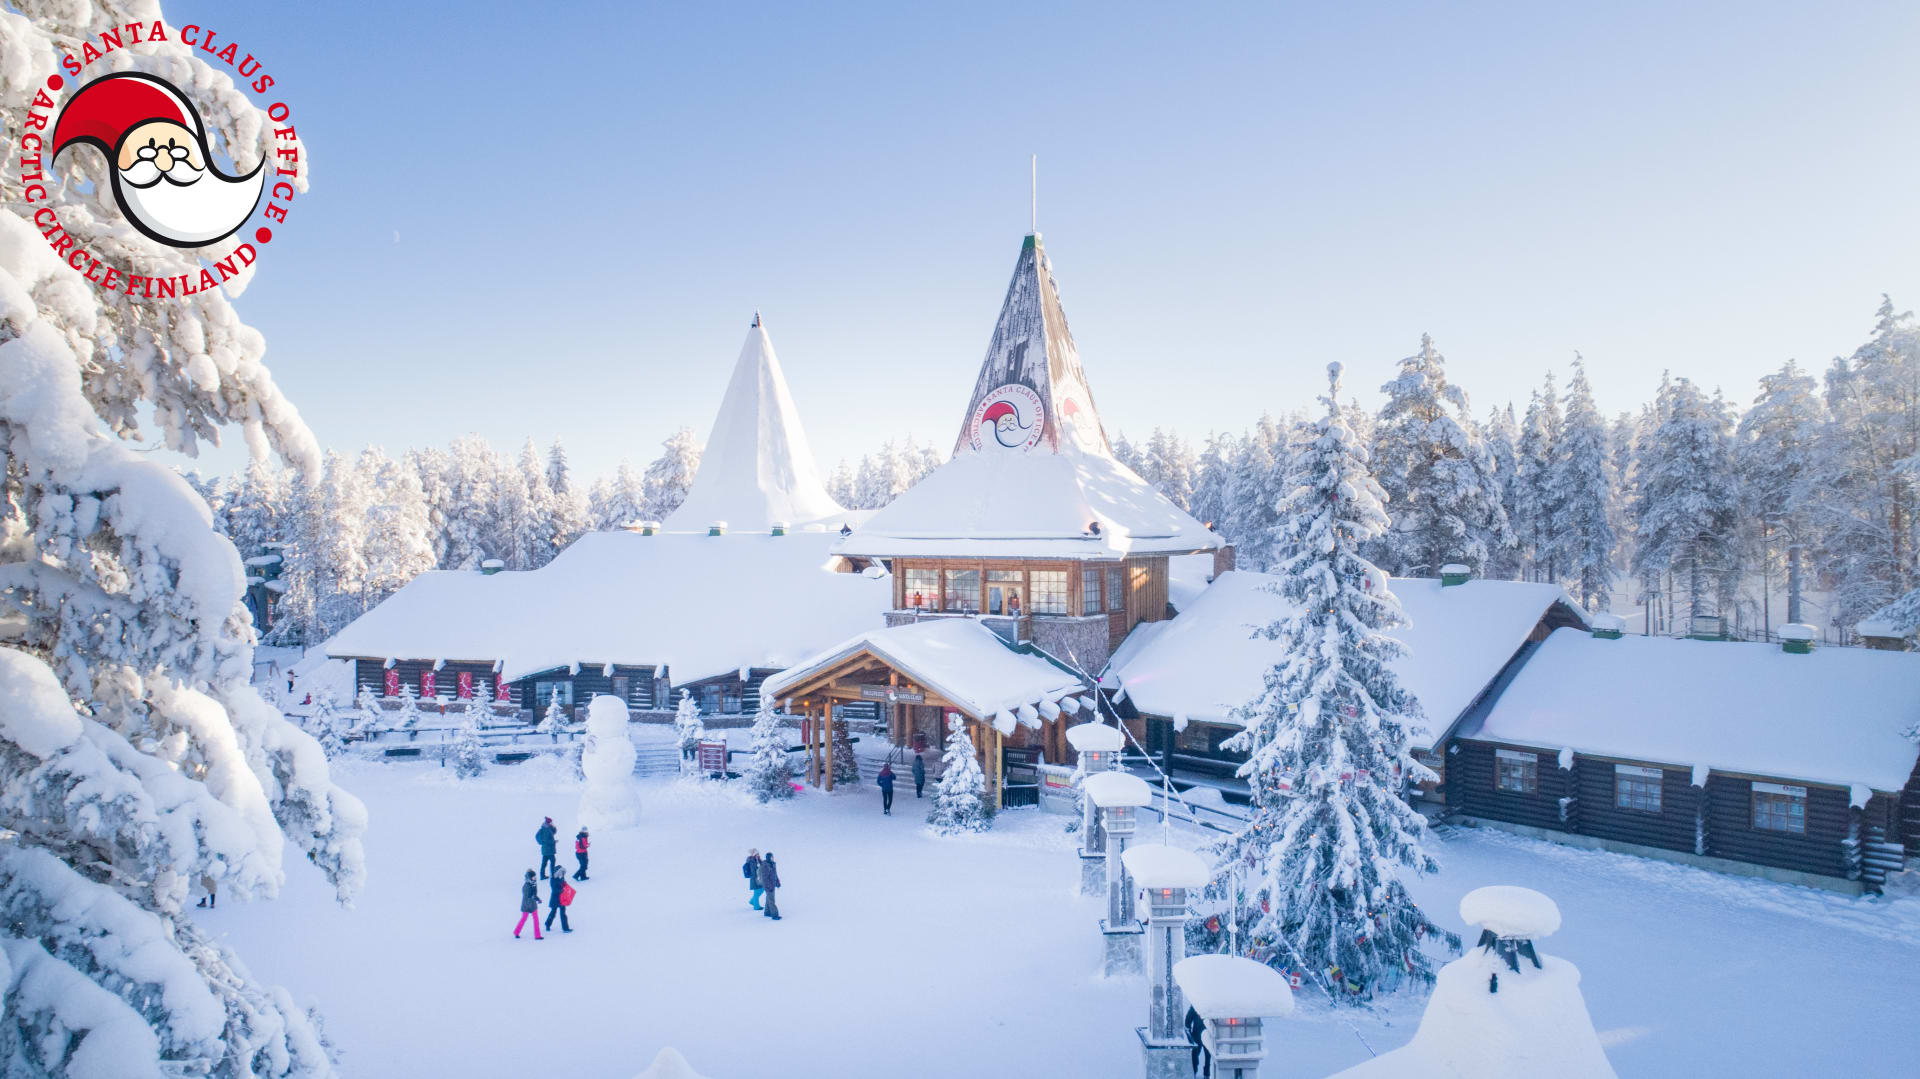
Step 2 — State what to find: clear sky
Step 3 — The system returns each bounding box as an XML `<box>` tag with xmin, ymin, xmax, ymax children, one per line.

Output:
<box><xmin>175</xmin><ymin>0</ymin><xmax>1920</xmax><ymax>482</ymax></box>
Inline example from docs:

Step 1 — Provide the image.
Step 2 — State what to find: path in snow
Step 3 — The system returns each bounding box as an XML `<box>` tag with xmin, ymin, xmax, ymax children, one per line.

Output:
<box><xmin>208</xmin><ymin>761</ymin><xmax>1918</xmax><ymax>1078</ymax></box>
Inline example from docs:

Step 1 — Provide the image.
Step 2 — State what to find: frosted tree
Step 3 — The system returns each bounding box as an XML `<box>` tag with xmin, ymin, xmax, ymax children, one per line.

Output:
<box><xmin>0</xmin><ymin>5</ymin><xmax>364</xmax><ymax>1073</ymax></box>
<box><xmin>226</xmin><ymin>457</ymin><xmax>288</xmax><ymax>562</ymax></box>
<box><xmin>673</xmin><ymin>690</ymin><xmax>706</xmax><ymax>762</ymax></box>
<box><xmin>452</xmin><ymin>715</ymin><xmax>487</xmax><ymax>779</ymax></box>
<box><xmin>308</xmin><ymin>695</ymin><xmax>339</xmax><ymax>736</ymax></box>
<box><xmin>1631</xmin><ymin>377</ymin><xmax>1740</xmax><ymax>634</ymax></box>
<box><xmin>1370</xmin><ymin>335</ymin><xmax>1513</xmax><ymax>577</ymax></box>
<box><xmin>1481</xmin><ymin>405</ymin><xmax>1524</xmax><ymax>580</ymax></box>
<box><xmin>926</xmin><ymin>715</ymin><xmax>992</xmax><ymax>834</ymax></box>
<box><xmin>357</xmin><ymin>447</ymin><xmax>435</xmax><ymax>607</ymax></box>
<box><xmin>1112</xmin><ymin>431</ymin><xmax>1147</xmax><ymax>475</ymax></box>
<box><xmin>1226</xmin><ymin>416</ymin><xmax>1288</xmax><ymax>570</ymax></box>
<box><xmin>351</xmin><ymin>686</ymin><xmax>383</xmax><ymax>739</ymax></box>
<box><xmin>1514</xmin><ymin>376</ymin><xmax>1564</xmax><ymax>582</ymax></box>
<box><xmin>545</xmin><ymin>440</ymin><xmax>589</xmax><ymax>553</ymax></box>
<box><xmin>1549</xmin><ymin>357</ymin><xmax>1617</xmax><ymax>609</ymax></box>
<box><xmin>271</xmin><ymin>451</ymin><xmax>369</xmax><ymax>644</ymax></box>
<box><xmin>1737</xmin><ymin>359</ymin><xmax>1825</xmax><ymax>628</ymax></box>
<box><xmin>579</xmin><ymin>695</ymin><xmax>643</xmax><ymax>829</ymax></box>
<box><xmin>437</xmin><ymin>434</ymin><xmax>501</xmax><ymax>569</ymax></box>
<box><xmin>1189</xmin><ymin>432</ymin><xmax>1235</xmax><ymax>536</ymax></box>
<box><xmin>743</xmin><ymin>696</ymin><xmax>796</xmax><ymax>802</ymax></box>
<box><xmin>394</xmin><ymin>683</ymin><xmax>424</xmax><ymax>731</ymax></box>
<box><xmin>317</xmin><ymin>712</ymin><xmax>347</xmax><ymax>761</ymax></box>
<box><xmin>854</xmin><ymin>439</ymin><xmax>922</xmax><ymax>509</ymax></box>
<box><xmin>590</xmin><ymin>461</ymin><xmax>648</xmax><ymax>530</ymax></box>
<box><xmin>1215</xmin><ymin>362</ymin><xmax>1459</xmax><ymax>995</ymax></box>
<box><xmin>502</xmin><ymin>438</ymin><xmax>557</xmax><ymax>569</ymax></box>
<box><xmin>1143</xmin><ymin>427</ymin><xmax>1197</xmax><ymax>510</ymax></box>
<box><xmin>643</xmin><ymin>427</ymin><xmax>702</xmax><ymax>522</ymax></box>
<box><xmin>538</xmin><ymin>694</ymin><xmax>567</xmax><ymax>741</ymax></box>
<box><xmin>827</xmin><ymin>458</ymin><xmax>858</xmax><ymax>509</ymax></box>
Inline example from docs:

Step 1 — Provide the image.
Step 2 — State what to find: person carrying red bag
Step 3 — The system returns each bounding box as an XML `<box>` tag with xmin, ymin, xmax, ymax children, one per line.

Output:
<box><xmin>573</xmin><ymin>827</ymin><xmax>590</xmax><ymax>881</ymax></box>
<box><xmin>545</xmin><ymin>868</ymin><xmax>575</xmax><ymax>933</ymax></box>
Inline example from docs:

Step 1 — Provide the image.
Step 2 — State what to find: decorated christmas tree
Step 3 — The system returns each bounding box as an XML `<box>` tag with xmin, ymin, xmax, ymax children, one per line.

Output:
<box><xmin>927</xmin><ymin>715</ymin><xmax>992</xmax><ymax>834</ymax></box>
<box><xmin>1212</xmin><ymin>362</ymin><xmax>1459</xmax><ymax>997</ymax></box>
<box><xmin>674</xmin><ymin>690</ymin><xmax>706</xmax><ymax>762</ymax></box>
<box><xmin>831</xmin><ymin>709</ymin><xmax>861</xmax><ymax>786</ymax></box>
<box><xmin>452</xmin><ymin>715</ymin><xmax>487</xmax><ymax>779</ymax></box>
<box><xmin>743</xmin><ymin>695</ymin><xmax>795</xmax><ymax>803</ymax></box>
<box><xmin>538</xmin><ymin>694</ymin><xmax>567</xmax><ymax>742</ymax></box>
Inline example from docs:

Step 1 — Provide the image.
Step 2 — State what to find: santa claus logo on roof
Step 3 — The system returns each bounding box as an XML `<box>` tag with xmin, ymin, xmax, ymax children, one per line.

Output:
<box><xmin>51</xmin><ymin>72</ymin><xmax>264</xmax><ymax>248</ymax></box>
<box><xmin>968</xmin><ymin>383</ymin><xmax>1046</xmax><ymax>453</ymax></box>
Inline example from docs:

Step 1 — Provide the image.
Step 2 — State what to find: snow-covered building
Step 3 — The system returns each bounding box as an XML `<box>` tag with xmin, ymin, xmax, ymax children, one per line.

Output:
<box><xmin>1104</xmin><ymin>569</ymin><xmax>1589</xmax><ymax>794</ymax></box>
<box><xmin>767</xmin><ymin>233</ymin><xmax>1222</xmax><ymax>802</ymax></box>
<box><xmin>325</xmin><ymin>318</ymin><xmax>882</xmax><ymax>718</ymax></box>
<box><xmin>1449</xmin><ymin>628</ymin><xmax>1920</xmax><ymax>892</ymax></box>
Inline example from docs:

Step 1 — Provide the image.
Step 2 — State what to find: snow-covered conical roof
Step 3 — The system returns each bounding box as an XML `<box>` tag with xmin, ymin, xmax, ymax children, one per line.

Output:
<box><xmin>665</xmin><ymin>315</ymin><xmax>848</xmax><ymax>533</ymax></box>
<box><xmin>839</xmin><ymin>235</ymin><xmax>1218</xmax><ymax>559</ymax></box>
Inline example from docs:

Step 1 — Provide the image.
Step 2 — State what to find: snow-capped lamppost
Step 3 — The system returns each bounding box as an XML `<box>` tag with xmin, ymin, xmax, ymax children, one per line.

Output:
<box><xmin>1122</xmin><ymin>844</ymin><xmax>1212</xmax><ymax>1079</ymax></box>
<box><xmin>1069</xmin><ymin>720</ymin><xmax>1125</xmax><ymax>896</ymax></box>
<box><xmin>1173</xmin><ymin>955</ymin><xmax>1296</xmax><ymax>1079</ymax></box>
<box><xmin>1085</xmin><ymin>770</ymin><xmax>1153</xmax><ymax>975</ymax></box>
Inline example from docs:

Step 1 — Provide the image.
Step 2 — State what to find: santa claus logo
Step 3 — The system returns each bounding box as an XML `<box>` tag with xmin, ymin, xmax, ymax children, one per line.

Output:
<box><xmin>51</xmin><ymin>72</ymin><xmax>264</xmax><ymax>248</ymax></box>
<box><xmin>968</xmin><ymin>383</ymin><xmax>1046</xmax><ymax>453</ymax></box>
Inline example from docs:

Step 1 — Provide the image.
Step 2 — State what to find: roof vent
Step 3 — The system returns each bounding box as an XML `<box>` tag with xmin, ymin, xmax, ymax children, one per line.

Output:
<box><xmin>1590</xmin><ymin>612</ymin><xmax>1625</xmax><ymax>640</ymax></box>
<box><xmin>1440</xmin><ymin>563</ymin><xmax>1471</xmax><ymax>587</ymax></box>
<box><xmin>770</xmin><ymin>521</ymin><xmax>789</xmax><ymax>537</ymax></box>
<box><xmin>480</xmin><ymin>559</ymin><xmax>505</xmax><ymax>575</ymax></box>
<box><xmin>638</xmin><ymin>520</ymin><xmax>660</xmax><ymax>536</ymax></box>
<box><xmin>708</xmin><ymin>521</ymin><xmax>728</xmax><ymax>537</ymax></box>
<box><xmin>1779</xmin><ymin>623</ymin><xmax>1816</xmax><ymax>654</ymax></box>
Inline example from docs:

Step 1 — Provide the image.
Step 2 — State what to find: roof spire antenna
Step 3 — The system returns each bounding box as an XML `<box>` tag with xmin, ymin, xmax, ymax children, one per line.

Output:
<box><xmin>752</xmin><ymin>310</ymin><xmax>761</xmax><ymax>328</ymax></box>
<box><xmin>1030</xmin><ymin>154</ymin><xmax>1037</xmax><ymax>235</ymax></box>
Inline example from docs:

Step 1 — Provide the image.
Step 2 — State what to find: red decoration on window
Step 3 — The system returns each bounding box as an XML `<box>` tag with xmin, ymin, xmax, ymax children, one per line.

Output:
<box><xmin>421</xmin><ymin>670</ymin><xmax>437</xmax><ymax>698</ymax></box>
<box><xmin>496</xmin><ymin>680</ymin><xmax>512</xmax><ymax>702</ymax></box>
<box><xmin>457</xmin><ymin>671</ymin><xmax>474</xmax><ymax>699</ymax></box>
<box><xmin>383</xmin><ymin>669</ymin><xmax>399</xmax><ymax>697</ymax></box>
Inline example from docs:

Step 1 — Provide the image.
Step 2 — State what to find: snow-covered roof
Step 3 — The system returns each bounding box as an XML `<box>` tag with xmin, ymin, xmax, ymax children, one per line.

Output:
<box><xmin>1107</xmin><ymin>571</ymin><xmax>1585</xmax><ymax>745</ymax></box>
<box><xmin>1065</xmin><ymin>721</ymin><xmax>1124</xmax><ymax>753</ymax></box>
<box><xmin>1083</xmin><ymin>770</ymin><xmax>1153</xmax><ymax>808</ymax></box>
<box><xmin>1465</xmin><ymin>629</ymin><xmax>1920</xmax><ymax>791</ymax></box>
<box><xmin>1459</xmin><ymin>886</ymin><xmax>1561</xmax><ymax>939</ymax></box>
<box><xmin>1122</xmin><ymin>843</ymin><xmax>1212</xmax><ymax>889</ymax></box>
<box><xmin>1859</xmin><ymin>587</ymin><xmax>1920</xmax><ymax>640</ymax></box>
<box><xmin>1174</xmin><ymin>955</ymin><xmax>1296</xmax><ymax>1019</ymax></box>
<box><xmin>836</xmin><ymin>234</ymin><xmax>1218</xmax><ymax>560</ymax></box>
<box><xmin>324</xmin><ymin>530</ymin><xmax>887</xmax><ymax>686</ymax></box>
<box><xmin>760</xmin><ymin>617</ymin><xmax>1086</xmax><ymax>721</ymax></box>
<box><xmin>665</xmin><ymin>316</ymin><xmax>851</xmax><ymax>534</ymax></box>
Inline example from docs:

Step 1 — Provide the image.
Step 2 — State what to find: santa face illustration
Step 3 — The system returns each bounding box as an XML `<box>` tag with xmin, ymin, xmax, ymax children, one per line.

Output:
<box><xmin>968</xmin><ymin>383</ymin><xmax>1046</xmax><ymax>453</ymax></box>
<box><xmin>51</xmin><ymin>73</ymin><xmax>265</xmax><ymax>248</ymax></box>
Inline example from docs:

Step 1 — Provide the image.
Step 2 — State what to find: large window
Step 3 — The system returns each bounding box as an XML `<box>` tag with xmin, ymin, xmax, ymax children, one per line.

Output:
<box><xmin>1082</xmin><ymin>568</ymin><xmax>1102</xmax><ymax>614</ymax></box>
<box><xmin>903</xmin><ymin>567</ymin><xmax>938</xmax><ymax>610</ymax></box>
<box><xmin>1030</xmin><ymin>570</ymin><xmax>1069</xmax><ymax>614</ymax></box>
<box><xmin>944</xmin><ymin>568</ymin><xmax>981</xmax><ymax>613</ymax></box>
<box><xmin>1614</xmin><ymin>764</ymin><xmax>1663</xmax><ymax>813</ymax></box>
<box><xmin>1752</xmin><ymin>782</ymin><xmax>1807</xmax><ymax>834</ymax></box>
<box><xmin>534</xmin><ymin>680</ymin><xmax>573</xmax><ymax>711</ymax></box>
<box><xmin>987</xmin><ymin>569</ymin><xmax>1024</xmax><ymax>616</ymax></box>
<box><xmin>1106</xmin><ymin>567</ymin><xmax>1125</xmax><ymax>612</ymax></box>
<box><xmin>1495</xmin><ymin>749</ymin><xmax>1538</xmax><ymax>794</ymax></box>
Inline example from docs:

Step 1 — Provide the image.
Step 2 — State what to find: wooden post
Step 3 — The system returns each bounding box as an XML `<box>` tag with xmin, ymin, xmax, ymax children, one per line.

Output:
<box><xmin>806</xmin><ymin>703</ymin><xmax>820</xmax><ymax>787</ymax></box>
<box><xmin>823</xmin><ymin>705</ymin><xmax>836</xmax><ymax>793</ymax></box>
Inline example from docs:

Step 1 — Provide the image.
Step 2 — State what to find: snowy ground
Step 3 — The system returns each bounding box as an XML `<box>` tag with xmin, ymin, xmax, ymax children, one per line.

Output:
<box><xmin>210</xmin><ymin>757</ymin><xmax>1920</xmax><ymax>1078</ymax></box>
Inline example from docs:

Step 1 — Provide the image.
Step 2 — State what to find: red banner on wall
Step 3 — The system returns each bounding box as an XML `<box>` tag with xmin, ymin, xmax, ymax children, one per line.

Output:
<box><xmin>497</xmin><ymin>680</ymin><xmax>512</xmax><ymax>702</ymax></box>
<box><xmin>457</xmin><ymin>671</ymin><xmax>474</xmax><ymax>699</ymax></box>
<box><xmin>384</xmin><ymin>669</ymin><xmax>399</xmax><ymax>697</ymax></box>
<box><xmin>421</xmin><ymin>670</ymin><xmax>437</xmax><ymax>698</ymax></box>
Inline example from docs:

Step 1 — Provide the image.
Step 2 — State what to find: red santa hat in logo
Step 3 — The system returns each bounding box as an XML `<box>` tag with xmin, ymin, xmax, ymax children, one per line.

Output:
<box><xmin>51</xmin><ymin>73</ymin><xmax>199</xmax><ymax>156</ymax></box>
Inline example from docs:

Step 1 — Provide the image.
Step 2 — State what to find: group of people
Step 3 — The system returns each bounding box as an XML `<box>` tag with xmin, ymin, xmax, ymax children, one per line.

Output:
<box><xmin>740</xmin><ymin>849</ymin><xmax>782</xmax><ymax>920</ymax></box>
<box><xmin>872</xmin><ymin>752</ymin><xmax>927</xmax><ymax>816</ymax></box>
<box><xmin>514</xmin><ymin>816</ymin><xmax>591</xmax><ymax>940</ymax></box>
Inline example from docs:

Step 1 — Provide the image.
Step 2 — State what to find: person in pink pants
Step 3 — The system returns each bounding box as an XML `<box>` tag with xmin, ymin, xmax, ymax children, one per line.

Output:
<box><xmin>515</xmin><ymin>869</ymin><xmax>543</xmax><ymax>939</ymax></box>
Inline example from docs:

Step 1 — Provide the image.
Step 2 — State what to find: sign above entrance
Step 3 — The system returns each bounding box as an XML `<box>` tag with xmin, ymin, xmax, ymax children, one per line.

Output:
<box><xmin>859</xmin><ymin>684</ymin><xmax>925</xmax><ymax>704</ymax></box>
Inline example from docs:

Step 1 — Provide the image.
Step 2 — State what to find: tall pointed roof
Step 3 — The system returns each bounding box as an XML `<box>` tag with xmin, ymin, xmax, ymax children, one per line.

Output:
<box><xmin>839</xmin><ymin>234</ymin><xmax>1218</xmax><ymax>560</ymax></box>
<box><xmin>665</xmin><ymin>315</ymin><xmax>848</xmax><ymax>532</ymax></box>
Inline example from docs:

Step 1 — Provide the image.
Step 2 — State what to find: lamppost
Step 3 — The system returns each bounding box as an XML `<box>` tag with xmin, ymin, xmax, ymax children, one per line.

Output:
<box><xmin>1173</xmin><ymin>954</ymin><xmax>1295</xmax><ymax>1079</ymax></box>
<box><xmin>1067</xmin><ymin>721</ymin><xmax>1125</xmax><ymax>896</ymax></box>
<box><xmin>1085</xmin><ymin>769</ymin><xmax>1152</xmax><ymax>975</ymax></box>
<box><xmin>1123</xmin><ymin>844</ymin><xmax>1212</xmax><ymax>1079</ymax></box>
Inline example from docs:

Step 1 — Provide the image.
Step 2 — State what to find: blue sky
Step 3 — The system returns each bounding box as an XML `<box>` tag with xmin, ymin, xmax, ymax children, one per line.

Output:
<box><xmin>177</xmin><ymin>1</ymin><xmax>1920</xmax><ymax>482</ymax></box>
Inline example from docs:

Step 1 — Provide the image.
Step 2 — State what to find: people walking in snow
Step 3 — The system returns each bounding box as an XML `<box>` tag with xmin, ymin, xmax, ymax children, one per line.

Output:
<box><xmin>536</xmin><ymin>816</ymin><xmax>558</xmax><ymax>879</ymax></box>
<box><xmin>545</xmin><ymin>867</ymin><xmax>574</xmax><ymax>933</ymax></box>
<box><xmin>757</xmin><ymin>852</ymin><xmax>782</xmax><ymax>920</ymax></box>
<box><xmin>877</xmin><ymin>763</ymin><xmax>895</xmax><ymax>815</ymax></box>
<box><xmin>743</xmin><ymin>849</ymin><xmax>764</xmax><ymax>910</ymax></box>
<box><xmin>515</xmin><ymin>869</ymin><xmax>544</xmax><ymax>940</ymax></box>
<box><xmin>912</xmin><ymin>752</ymin><xmax>926</xmax><ymax>798</ymax></box>
<box><xmin>574</xmin><ymin>827</ymin><xmax>591</xmax><ymax>880</ymax></box>
<box><xmin>196</xmin><ymin>873</ymin><xmax>217</xmax><ymax>909</ymax></box>
<box><xmin>1185</xmin><ymin>1004</ymin><xmax>1209</xmax><ymax>1077</ymax></box>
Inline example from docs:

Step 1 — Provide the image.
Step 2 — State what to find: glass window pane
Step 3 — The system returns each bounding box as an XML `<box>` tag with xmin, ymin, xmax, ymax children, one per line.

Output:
<box><xmin>1031</xmin><ymin>571</ymin><xmax>1068</xmax><ymax>614</ymax></box>
<box><xmin>1106</xmin><ymin>568</ymin><xmax>1125</xmax><ymax>612</ymax></box>
<box><xmin>944</xmin><ymin>569</ymin><xmax>981</xmax><ymax>613</ymax></box>
<box><xmin>1082</xmin><ymin>568</ymin><xmax>1102</xmax><ymax>614</ymax></box>
<box><xmin>903</xmin><ymin>568</ymin><xmax>938</xmax><ymax>609</ymax></box>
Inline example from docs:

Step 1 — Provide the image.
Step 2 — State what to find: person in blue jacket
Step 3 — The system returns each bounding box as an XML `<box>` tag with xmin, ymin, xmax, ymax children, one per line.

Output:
<box><xmin>912</xmin><ymin>753</ymin><xmax>926</xmax><ymax>798</ymax></box>
<box><xmin>535</xmin><ymin>817</ymin><xmax>558</xmax><ymax>879</ymax></box>
<box><xmin>545</xmin><ymin>867</ymin><xmax>573</xmax><ymax>933</ymax></box>
<box><xmin>743</xmin><ymin>848</ymin><xmax>764</xmax><ymax>910</ymax></box>
<box><xmin>877</xmin><ymin>763</ymin><xmax>896</xmax><ymax>815</ymax></box>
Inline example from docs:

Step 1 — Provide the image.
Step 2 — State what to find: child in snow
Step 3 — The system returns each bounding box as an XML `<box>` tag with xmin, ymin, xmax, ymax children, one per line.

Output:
<box><xmin>758</xmin><ymin>852</ymin><xmax>782</xmax><ymax>921</ymax></box>
<box><xmin>195</xmin><ymin>873</ymin><xmax>217</xmax><ymax>909</ymax></box>
<box><xmin>912</xmin><ymin>753</ymin><xmax>926</xmax><ymax>798</ymax></box>
<box><xmin>515</xmin><ymin>870</ymin><xmax>544</xmax><ymax>939</ymax></box>
<box><xmin>743</xmin><ymin>849</ymin><xmax>764</xmax><ymax>910</ymax></box>
<box><xmin>536</xmin><ymin>817</ymin><xmax>558</xmax><ymax>879</ymax></box>
<box><xmin>545</xmin><ymin>868</ymin><xmax>574</xmax><ymax>933</ymax></box>
<box><xmin>574</xmin><ymin>827</ymin><xmax>590</xmax><ymax>880</ymax></box>
<box><xmin>877</xmin><ymin>763</ymin><xmax>895</xmax><ymax>815</ymax></box>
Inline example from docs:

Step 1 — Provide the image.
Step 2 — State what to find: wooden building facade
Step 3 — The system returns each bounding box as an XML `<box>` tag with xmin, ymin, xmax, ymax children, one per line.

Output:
<box><xmin>348</xmin><ymin>657</ymin><xmax>781</xmax><ymax>720</ymax></box>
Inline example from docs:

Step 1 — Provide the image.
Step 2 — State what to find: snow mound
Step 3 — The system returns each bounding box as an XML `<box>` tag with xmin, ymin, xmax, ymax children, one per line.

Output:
<box><xmin>632</xmin><ymin>1047</ymin><xmax>709</xmax><ymax>1079</ymax></box>
<box><xmin>1065</xmin><ymin>721</ymin><xmax>1124</xmax><ymax>753</ymax></box>
<box><xmin>1082</xmin><ymin>770</ymin><xmax>1152</xmax><ymax>808</ymax></box>
<box><xmin>1174</xmin><ymin>954</ymin><xmax>1295</xmax><ymax>1019</ymax></box>
<box><xmin>1459</xmin><ymin>886</ymin><xmax>1561</xmax><ymax>939</ymax></box>
<box><xmin>1122</xmin><ymin>843</ymin><xmax>1211</xmax><ymax>889</ymax></box>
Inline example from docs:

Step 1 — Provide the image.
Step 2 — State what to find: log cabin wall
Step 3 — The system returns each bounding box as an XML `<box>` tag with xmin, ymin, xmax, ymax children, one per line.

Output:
<box><xmin>1571</xmin><ymin>758</ymin><xmax>1701</xmax><ymax>855</ymax></box>
<box><xmin>352</xmin><ymin>658</ymin><xmax>514</xmax><ymax>708</ymax></box>
<box><xmin>1448</xmin><ymin>741</ymin><xmax>1575</xmax><ymax>831</ymax></box>
<box><xmin>1702</xmin><ymin>775</ymin><xmax>1851</xmax><ymax>877</ymax></box>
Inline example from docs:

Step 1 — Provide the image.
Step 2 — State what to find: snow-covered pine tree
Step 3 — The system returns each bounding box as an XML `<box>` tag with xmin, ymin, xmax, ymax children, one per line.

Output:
<box><xmin>1631</xmin><ymin>377</ymin><xmax>1741</xmax><ymax>635</ymax></box>
<box><xmin>674</xmin><ymin>690</ymin><xmax>706</xmax><ymax>762</ymax></box>
<box><xmin>827</xmin><ymin>458</ymin><xmax>858</xmax><ymax>509</ymax></box>
<box><xmin>352</xmin><ymin>686</ymin><xmax>384</xmax><ymax>738</ymax></box>
<box><xmin>308</xmin><ymin>694</ymin><xmax>339</xmax><ymax>735</ymax></box>
<box><xmin>395</xmin><ymin>683</ymin><xmax>423</xmax><ymax>731</ymax></box>
<box><xmin>357</xmin><ymin>447</ymin><xmax>436</xmax><ymax>608</ymax></box>
<box><xmin>0</xmin><ymin>6</ymin><xmax>364</xmax><ymax>1072</ymax></box>
<box><xmin>591</xmin><ymin>461</ymin><xmax>648</xmax><ymax>531</ymax></box>
<box><xmin>926</xmin><ymin>715</ymin><xmax>992</xmax><ymax>834</ymax></box>
<box><xmin>1514</xmin><ymin>376</ymin><xmax>1564</xmax><ymax>582</ymax></box>
<box><xmin>1226</xmin><ymin>416</ymin><xmax>1287</xmax><ymax>571</ymax></box>
<box><xmin>1548</xmin><ymin>356</ymin><xmax>1618</xmax><ymax>610</ymax></box>
<box><xmin>317</xmin><ymin>713</ymin><xmax>348</xmax><ymax>761</ymax></box>
<box><xmin>1736</xmin><ymin>360</ymin><xmax>1825</xmax><ymax>629</ymax></box>
<box><xmin>1481</xmin><ymin>405</ymin><xmax>1524</xmax><ymax>580</ymax></box>
<box><xmin>545</xmin><ymin>440</ymin><xmax>589</xmax><ymax>553</ymax></box>
<box><xmin>508</xmin><ymin>438</ymin><xmax>558</xmax><ymax>569</ymax></box>
<box><xmin>1189</xmin><ymin>432</ymin><xmax>1235</xmax><ymax>537</ymax></box>
<box><xmin>832</xmin><ymin>710</ymin><xmax>861</xmax><ymax>786</ymax></box>
<box><xmin>1143</xmin><ymin>428</ymin><xmax>1197</xmax><ymax>510</ymax></box>
<box><xmin>1370</xmin><ymin>336</ymin><xmax>1513</xmax><ymax>577</ymax></box>
<box><xmin>743</xmin><ymin>696</ymin><xmax>796</xmax><ymax>802</ymax></box>
<box><xmin>1112</xmin><ymin>431</ymin><xmax>1147</xmax><ymax>475</ymax></box>
<box><xmin>643</xmin><ymin>427</ymin><xmax>702</xmax><ymax>523</ymax></box>
<box><xmin>538</xmin><ymin>694</ymin><xmax>567</xmax><ymax>742</ymax></box>
<box><xmin>1215</xmin><ymin>361</ymin><xmax>1460</xmax><ymax>996</ymax></box>
<box><xmin>452</xmin><ymin>714</ymin><xmax>487</xmax><ymax>779</ymax></box>
<box><xmin>579</xmin><ymin>695</ymin><xmax>643</xmax><ymax>829</ymax></box>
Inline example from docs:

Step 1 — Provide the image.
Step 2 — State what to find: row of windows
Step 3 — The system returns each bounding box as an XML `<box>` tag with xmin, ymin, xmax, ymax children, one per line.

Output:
<box><xmin>1491</xmin><ymin>752</ymin><xmax>1808</xmax><ymax>834</ymax></box>
<box><xmin>899</xmin><ymin>564</ymin><xmax>1124</xmax><ymax>616</ymax></box>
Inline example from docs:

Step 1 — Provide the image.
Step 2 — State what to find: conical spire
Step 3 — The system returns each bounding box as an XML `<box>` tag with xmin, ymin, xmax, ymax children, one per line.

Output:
<box><xmin>665</xmin><ymin>316</ymin><xmax>846</xmax><ymax>532</ymax></box>
<box><xmin>952</xmin><ymin>233</ymin><xmax>1112</xmax><ymax>459</ymax></box>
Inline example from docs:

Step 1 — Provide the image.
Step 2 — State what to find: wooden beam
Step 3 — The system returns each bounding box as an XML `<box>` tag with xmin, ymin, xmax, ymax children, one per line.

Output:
<box><xmin>824</xmin><ymin>707</ymin><xmax>836</xmax><ymax>793</ymax></box>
